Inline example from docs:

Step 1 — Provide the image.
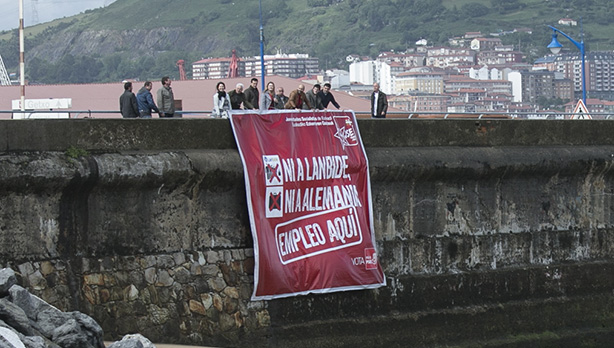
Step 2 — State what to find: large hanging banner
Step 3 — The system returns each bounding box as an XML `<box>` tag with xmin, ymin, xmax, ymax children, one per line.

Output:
<box><xmin>230</xmin><ymin>110</ymin><xmax>386</xmax><ymax>300</ymax></box>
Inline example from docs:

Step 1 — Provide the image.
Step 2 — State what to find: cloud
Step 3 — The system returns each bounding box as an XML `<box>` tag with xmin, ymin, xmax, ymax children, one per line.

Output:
<box><xmin>0</xmin><ymin>0</ymin><xmax>114</xmax><ymax>31</ymax></box>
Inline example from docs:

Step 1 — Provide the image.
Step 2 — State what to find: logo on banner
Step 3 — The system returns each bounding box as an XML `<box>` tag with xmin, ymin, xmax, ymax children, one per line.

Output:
<box><xmin>263</xmin><ymin>155</ymin><xmax>283</xmax><ymax>186</ymax></box>
<box><xmin>364</xmin><ymin>248</ymin><xmax>378</xmax><ymax>270</ymax></box>
<box><xmin>333</xmin><ymin>116</ymin><xmax>359</xmax><ymax>149</ymax></box>
<box><xmin>266</xmin><ymin>186</ymin><xmax>284</xmax><ymax>218</ymax></box>
<box><xmin>264</xmin><ymin>155</ymin><xmax>284</xmax><ymax>218</ymax></box>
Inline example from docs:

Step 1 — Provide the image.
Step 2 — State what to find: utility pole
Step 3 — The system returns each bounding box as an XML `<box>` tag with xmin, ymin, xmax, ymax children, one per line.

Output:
<box><xmin>19</xmin><ymin>0</ymin><xmax>25</xmax><ymax>113</ymax></box>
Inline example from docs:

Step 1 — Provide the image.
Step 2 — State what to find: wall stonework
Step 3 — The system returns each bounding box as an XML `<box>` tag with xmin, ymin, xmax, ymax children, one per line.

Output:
<box><xmin>1</xmin><ymin>119</ymin><xmax>614</xmax><ymax>347</ymax></box>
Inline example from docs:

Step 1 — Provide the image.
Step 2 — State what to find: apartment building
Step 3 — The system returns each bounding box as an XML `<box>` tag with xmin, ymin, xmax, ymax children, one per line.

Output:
<box><xmin>543</xmin><ymin>51</ymin><xmax>614</xmax><ymax>100</ymax></box>
<box><xmin>389</xmin><ymin>93</ymin><xmax>449</xmax><ymax>112</ymax></box>
<box><xmin>426</xmin><ymin>47</ymin><xmax>476</xmax><ymax>68</ymax></box>
<box><xmin>477</xmin><ymin>50</ymin><xmax>523</xmax><ymax>65</ymax></box>
<box><xmin>444</xmin><ymin>75</ymin><xmax>512</xmax><ymax>95</ymax></box>
<box><xmin>377</xmin><ymin>51</ymin><xmax>426</xmax><ymax>68</ymax></box>
<box><xmin>507</xmin><ymin>70</ymin><xmax>573</xmax><ymax>103</ymax></box>
<box><xmin>394</xmin><ymin>68</ymin><xmax>444</xmax><ymax>95</ymax></box>
<box><xmin>470</xmin><ymin>38</ymin><xmax>503</xmax><ymax>51</ymax></box>
<box><xmin>192</xmin><ymin>53</ymin><xmax>319</xmax><ymax>80</ymax></box>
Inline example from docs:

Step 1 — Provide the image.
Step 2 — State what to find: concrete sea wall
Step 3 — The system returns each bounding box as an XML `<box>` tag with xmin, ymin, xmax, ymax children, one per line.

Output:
<box><xmin>1</xmin><ymin>118</ymin><xmax>614</xmax><ymax>347</ymax></box>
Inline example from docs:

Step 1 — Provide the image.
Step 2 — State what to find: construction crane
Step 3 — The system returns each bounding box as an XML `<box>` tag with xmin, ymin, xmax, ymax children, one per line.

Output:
<box><xmin>0</xmin><ymin>54</ymin><xmax>11</xmax><ymax>86</ymax></box>
<box><xmin>228</xmin><ymin>49</ymin><xmax>239</xmax><ymax>78</ymax></box>
<box><xmin>176</xmin><ymin>60</ymin><xmax>187</xmax><ymax>81</ymax></box>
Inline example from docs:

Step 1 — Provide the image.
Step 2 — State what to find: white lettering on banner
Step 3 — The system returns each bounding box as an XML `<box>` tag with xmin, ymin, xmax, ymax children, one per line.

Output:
<box><xmin>286</xmin><ymin>115</ymin><xmax>335</xmax><ymax>128</ymax></box>
<box><xmin>275</xmin><ymin>207</ymin><xmax>363</xmax><ymax>265</ymax></box>
<box><xmin>352</xmin><ymin>257</ymin><xmax>365</xmax><ymax>266</ymax></box>
<box><xmin>284</xmin><ymin>184</ymin><xmax>362</xmax><ymax>214</ymax></box>
<box><xmin>326</xmin><ymin>210</ymin><xmax>359</xmax><ymax>244</ymax></box>
<box><xmin>282</xmin><ymin>155</ymin><xmax>350</xmax><ymax>182</ymax></box>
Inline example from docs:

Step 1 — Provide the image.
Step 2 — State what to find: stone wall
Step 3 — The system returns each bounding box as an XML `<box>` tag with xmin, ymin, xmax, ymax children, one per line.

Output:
<box><xmin>1</xmin><ymin>118</ymin><xmax>614</xmax><ymax>347</ymax></box>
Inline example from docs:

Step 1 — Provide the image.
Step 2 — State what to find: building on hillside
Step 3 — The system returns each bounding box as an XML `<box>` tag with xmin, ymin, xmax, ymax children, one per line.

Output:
<box><xmin>426</xmin><ymin>47</ymin><xmax>476</xmax><ymax>68</ymax></box>
<box><xmin>377</xmin><ymin>51</ymin><xmax>426</xmax><ymax>68</ymax></box>
<box><xmin>558</xmin><ymin>18</ymin><xmax>578</xmax><ymax>26</ymax></box>
<box><xmin>470</xmin><ymin>38</ymin><xmax>503</xmax><ymax>51</ymax></box>
<box><xmin>192</xmin><ymin>58</ymin><xmax>240</xmax><ymax>80</ymax></box>
<box><xmin>507</xmin><ymin>70</ymin><xmax>573</xmax><ymax>103</ymax></box>
<box><xmin>448</xmin><ymin>36</ymin><xmax>466</xmax><ymax>47</ymax></box>
<box><xmin>192</xmin><ymin>53</ymin><xmax>319</xmax><ymax>80</ymax></box>
<box><xmin>389</xmin><ymin>93</ymin><xmax>449</xmax><ymax>112</ymax></box>
<box><xmin>477</xmin><ymin>50</ymin><xmax>523</xmax><ymax>65</ymax></box>
<box><xmin>554</xmin><ymin>78</ymin><xmax>574</xmax><ymax>101</ymax></box>
<box><xmin>380</xmin><ymin>61</ymin><xmax>405</xmax><ymax>94</ymax></box>
<box><xmin>349</xmin><ymin>60</ymin><xmax>378</xmax><ymax>87</ymax></box>
<box><xmin>541</xmin><ymin>51</ymin><xmax>614</xmax><ymax>101</ymax></box>
<box><xmin>394</xmin><ymin>68</ymin><xmax>444</xmax><ymax>95</ymax></box>
<box><xmin>464</xmin><ymin>32</ymin><xmax>483</xmax><ymax>39</ymax></box>
<box><xmin>320</xmin><ymin>69</ymin><xmax>350</xmax><ymax>89</ymax></box>
<box><xmin>444</xmin><ymin>75</ymin><xmax>512</xmax><ymax>95</ymax></box>
<box><xmin>533</xmin><ymin>55</ymin><xmax>557</xmax><ymax>71</ymax></box>
<box><xmin>349</xmin><ymin>60</ymin><xmax>402</xmax><ymax>94</ymax></box>
<box><xmin>468</xmin><ymin>65</ymin><xmax>529</xmax><ymax>81</ymax></box>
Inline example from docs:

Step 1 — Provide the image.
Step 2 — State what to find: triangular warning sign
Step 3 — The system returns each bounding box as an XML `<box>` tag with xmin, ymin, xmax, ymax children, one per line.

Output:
<box><xmin>571</xmin><ymin>100</ymin><xmax>592</xmax><ymax>119</ymax></box>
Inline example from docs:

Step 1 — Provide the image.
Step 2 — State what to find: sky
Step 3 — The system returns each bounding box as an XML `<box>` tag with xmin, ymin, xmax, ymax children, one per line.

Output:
<box><xmin>0</xmin><ymin>0</ymin><xmax>117</xmax><ymax>31</ymax></box>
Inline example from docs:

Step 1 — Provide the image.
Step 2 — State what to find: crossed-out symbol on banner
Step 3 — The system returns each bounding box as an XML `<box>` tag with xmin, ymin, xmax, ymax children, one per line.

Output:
<box><xmin>268</xmin><ymin>192</ymin><xmax>281</xmax><ymax>211</ymax></box>
<box><xmin>266</xmin><ymin>164</ymin><xmax>281</xmax><ymax>183</ymax></box>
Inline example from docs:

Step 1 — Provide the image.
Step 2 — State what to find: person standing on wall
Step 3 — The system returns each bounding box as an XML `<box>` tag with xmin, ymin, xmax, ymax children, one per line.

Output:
<box><xmin>136</xmin><ymin>81</ymin><xmax>163</xmax><ymax>118</ymax></box>
<box><xmin>285</xmin><ymin>84</ymin><xmax>311</xmax><ymax>110</ymax></box>
<box><xmin>260</xmin><ymin>81</ymin><xmax>277</xmax><ymax>111</ymax></box>
<box><xmin>244</xmin><ymin>78</ymin><xmax>260</xmax><ymax>110</ymax></box>
<box><xmin>274</xmin><ymin>87</ymin><xmax>289</xmax><ymax>109</ymax></box>
<box><xmin>228</xmin><ymin>83</ymin><xmax>254</xmax><ymax>110</ymax></box>
<box><xmin>318</xmin><ymin>83</ymin><xmax>340</xmax><ymax>110</ymax></box>
<box><xmin>157</xmin><ymin>76</ymin><xmax>176</xmax><ymax>118</ymax></box>
<box><xmin>212</xmin><ymin>81</ymin><xmax>232</xmax><ymax>118</ymax></box>
<box><xmin>305</xmin><ymin>84</ymin><xmax>323</xmax><ymax>110</ymax></box>
<box><xmin>371</xmin><ymin>82</ymin><xmax>388</xmax><ymax>118</ymax></box>
<box><xmin>119</xmin><ymin>81</ymin><xmax>139</xmax><ymax>118</ymax></box>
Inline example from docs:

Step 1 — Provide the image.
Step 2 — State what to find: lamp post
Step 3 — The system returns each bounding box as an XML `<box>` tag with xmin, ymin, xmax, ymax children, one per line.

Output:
<box><xmin>547</xmin><ymin>24</ymin><xmax>586</xmax><ymax>105</ymax></box>
<box><xmin>258</xmin><ymin>0</ymin><xmax>265</xmax><ymax>91</ymax></box>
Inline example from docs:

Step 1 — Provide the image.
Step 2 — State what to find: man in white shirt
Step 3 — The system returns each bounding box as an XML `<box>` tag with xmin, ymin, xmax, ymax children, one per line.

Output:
<box><xmin>371</xmin><ymin>83</ymin><xmax>388</xmax><ymax>118</ymax></box>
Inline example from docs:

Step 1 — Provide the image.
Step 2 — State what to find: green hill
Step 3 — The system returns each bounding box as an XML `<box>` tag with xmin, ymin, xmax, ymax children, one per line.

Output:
<box><xmin>1</xmin><ymin>0</ymin><xmax>614</xmax><ymax>83</ymax></box>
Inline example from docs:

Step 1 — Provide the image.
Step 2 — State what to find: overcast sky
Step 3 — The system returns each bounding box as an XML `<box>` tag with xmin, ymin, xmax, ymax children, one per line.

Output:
<box><xmin>0</xmin><ymin>0</ymin><xmax>116</xmax><ymax>31</ymax></box>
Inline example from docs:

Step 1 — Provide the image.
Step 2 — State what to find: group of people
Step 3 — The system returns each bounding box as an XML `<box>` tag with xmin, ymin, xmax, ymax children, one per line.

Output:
<box><xmin>119</xmin><ymin>77</ymin><xmax>176</xmax><ymax>118</ymax></box>
<box><xmin>211</xmin><ymin>78</ymin><xmax>342</xmax><ymax>118</ymax></box>
<box><xmin>121</xmin><ymin>77</ymin><xmax>388</xmax><ymax>119</ymax></box>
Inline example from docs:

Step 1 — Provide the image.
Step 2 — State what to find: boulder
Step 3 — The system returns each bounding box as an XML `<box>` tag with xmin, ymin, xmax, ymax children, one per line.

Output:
<box><xmin>50</xmin><ymin>313</ymin><xmax>104</xmax><ymax>348</ymax></box>
<box><xmin>107</xmin><ymin>334</ymin><xmax>156</xmax><ymax>348</ymax></box>
<box><xmin>0</xmin><ymin>298</ymin><xmax>34</xmax><ymax>336</ymax></box>
<box><xmin>0</xmin><ymin>269</ymin><xmax>17</xmax><ymax>297</ymax></box>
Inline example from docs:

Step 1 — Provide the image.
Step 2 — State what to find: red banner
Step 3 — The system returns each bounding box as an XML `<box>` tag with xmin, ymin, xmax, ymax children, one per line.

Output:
<box><xmin>230</xmin><ymin>110</ymin><xmax>386</xmax><ymax>300</ymax></box>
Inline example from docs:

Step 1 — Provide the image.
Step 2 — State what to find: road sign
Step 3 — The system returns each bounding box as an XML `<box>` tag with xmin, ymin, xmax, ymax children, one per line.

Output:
<box><xmin>571</xmin><ymin>100</ymin><xmax>592</xmax><ymax>119</ymax></box>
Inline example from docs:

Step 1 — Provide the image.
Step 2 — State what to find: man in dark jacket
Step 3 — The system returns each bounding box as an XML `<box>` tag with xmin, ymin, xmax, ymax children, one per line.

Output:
<box><xmin>136</xmin><ymin>81</ymin><xmax>162</xmax><ymax>118</ymax></box>
<box><xmin>274</xmin><ymin>87</ymin><xmax>289</xmax><ymax>109</ymax></box>
<box><xmin>244</xmin><ymin>78</ymin><xmax>259</xmax><ymax>109</ymax></box>
<box><xmin>371</xmin><ymin>82</ymin><xmax>388</xmax><ymax>118</ymax></box>
<box><xmin>119</xmin><ymin>81</ymin><xmax>139</xmax><ymax>118</ymax></box>
<box><xmin>304</xmin><ymin>84</ymin><xmax>323</xmax><ymax>110</ymax></box>
<box><xmin>318</xmin><ymin>83</ymin><xmax>340</xmax><ymax>110</ymax></box>
<box><xmin>228</xmin><ymin>83</ymin><xmax>254</xmax><ymax>110</ymax></box>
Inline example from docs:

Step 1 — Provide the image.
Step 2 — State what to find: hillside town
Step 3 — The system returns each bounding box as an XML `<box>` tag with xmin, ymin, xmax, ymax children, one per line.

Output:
<box><xmin>191</xmin><ymin>21</ymin><xmax>614</xmax><ymax>117</ymax></box>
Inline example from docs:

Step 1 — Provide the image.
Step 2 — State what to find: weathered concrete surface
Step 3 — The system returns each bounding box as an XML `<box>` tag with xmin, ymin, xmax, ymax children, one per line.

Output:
<box><xmin>0</xmin><ymin>118</ymin><xmax>614</xmax><ymax>347</ymax></box>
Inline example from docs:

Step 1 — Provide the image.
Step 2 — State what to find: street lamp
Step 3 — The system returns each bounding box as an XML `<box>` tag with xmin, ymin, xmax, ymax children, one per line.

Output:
<box><xmin>547</xmin><ymin>24</ymin><xmax>586</xmax><ymax>105</ymax></box>
<box><xmin>258</xmin><ymin>0</ymin><xmax>265</xmax><ymax>91</ymax></box>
